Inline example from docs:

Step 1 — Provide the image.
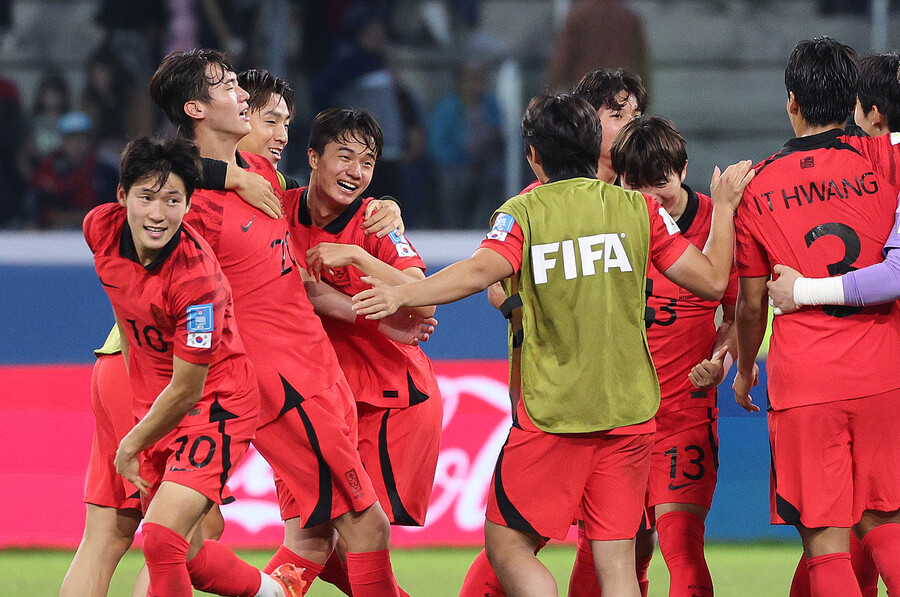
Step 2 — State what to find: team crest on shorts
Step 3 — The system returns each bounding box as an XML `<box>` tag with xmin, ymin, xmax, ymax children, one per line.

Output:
<box><xmin>487</xmin><ymin>213</ymin><xmax>515</xmax><ymax>241</ymax></box>
<box><xmin>388</xmin><ymin>230</ymin><xmax>416</xmax><ymax>258</ymax></box>
<box><xmin>345</xmin><ymin>469</ymin><xmax>364</xmax><ymax>497</ymax></box>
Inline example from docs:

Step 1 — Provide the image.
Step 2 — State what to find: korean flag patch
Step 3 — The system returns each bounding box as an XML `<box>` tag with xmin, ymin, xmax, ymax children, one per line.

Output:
<box><xmin>486</xmin><ymin>213</ymin><xmax>516</xmax><ymax>241</ymax></box>
<box><xmin>187</xmin><ymin>332</ymin><xmax>212</xmax><ymax>349</ymax></box>
<box><xmin>388</xmin><ymin>230</ymin><xmax>417</xmax><ymax>258</ymax></box>
<box><xmin>891</xmin><ymin>132</ymin><xmax>900</xmax><ymax>146</ymax></box>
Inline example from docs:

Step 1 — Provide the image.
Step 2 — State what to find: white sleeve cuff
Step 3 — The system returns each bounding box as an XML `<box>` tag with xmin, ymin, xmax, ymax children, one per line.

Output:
<box><xmin>793</xmin><ymin>276</ymin><xmax>846</xmax><ymax>306</ymax></box>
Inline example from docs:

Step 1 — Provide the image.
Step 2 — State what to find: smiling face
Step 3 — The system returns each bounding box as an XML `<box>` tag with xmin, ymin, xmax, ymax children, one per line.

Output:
<box><xmin>238</xmin><ymin>93</ymin><xmax>290</xmax><ymax>166</ymax></box>
<box><xmin>118</xmin><ymin>173</ymin><xmax>189</xmax><ymax>266</ymax></box>
<box><xmin>308</xmin><ymin>133</ymin><xmax>377</xmax><ymax>210</ymax></box>
<box><xmin>192</xmin><ymin>64</ymin><xmax>252</xmax><ymax>139</ymax></box>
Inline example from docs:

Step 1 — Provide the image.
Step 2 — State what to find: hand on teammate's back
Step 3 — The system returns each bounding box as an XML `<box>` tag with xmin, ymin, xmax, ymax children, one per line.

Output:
<box><xmin>378</xmin><ymin>312</ymin><xmax>437</xmax><ymax>346</ymax></box>
<box><xmin>354</xmin><ymin>275</ymin><xmax>402</xmax><ymax>319</ymax></box>
<box><xmin>767</xmin><ymin>264</ymin><xmax>803</xmax><ymax>314</ymax></box>
<box><xmin>709</xmin><ymin>160</ymin><xmax>755</xmax><ymax>212</ymax></box>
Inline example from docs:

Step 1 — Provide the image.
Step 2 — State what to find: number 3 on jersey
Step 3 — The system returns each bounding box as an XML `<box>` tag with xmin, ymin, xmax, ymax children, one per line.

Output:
<box><xmin>804</xmin><ymin>222</ymin><xmax>862</xmax><ymax>318</ymax></box>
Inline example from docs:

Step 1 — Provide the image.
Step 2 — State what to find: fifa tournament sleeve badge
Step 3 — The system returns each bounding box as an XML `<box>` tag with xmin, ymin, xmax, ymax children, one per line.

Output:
<box><xmin>487</xmin><ymin>213</ymin><xmax>516</xmax><ymax>241</ymax></box>
<box><xmin>388</xmin><ymin>230</ymin><xmax>417</xmax><ymax>258</ymax></box>
<box><xmin>186</xmin><ymin>303</ymin><xmax>214</xmax><ymax>349</ymax></box>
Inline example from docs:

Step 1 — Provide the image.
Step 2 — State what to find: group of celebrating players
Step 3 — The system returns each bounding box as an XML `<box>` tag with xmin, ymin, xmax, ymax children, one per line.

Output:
<box><xmin>56</xmin><ymin>31</ymin><xmax>900</xmax><ymax>597</ymax></box>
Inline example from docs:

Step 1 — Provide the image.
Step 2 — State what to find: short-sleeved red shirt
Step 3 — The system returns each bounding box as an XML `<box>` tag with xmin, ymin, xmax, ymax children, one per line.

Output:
<box><xmin>285</xmin><ymin>188</ymin><xmax>437</xmax><ymax>408</ymax></box>
<box><xmin>735</xmin><ymin>129</ymin><xmax>900</xmax><ymax>409</ymax></box>
<box><xmin>84</xmin><ymin>202</ymin><xmax>257</xmax><ymax>422</ymax></box>
<box><xmin>646</xmin><ymin>187</ymin><xmax>737</xmax><ymax>407</ymax></box>
<box><xmin>184</xmin><ymin>152</ymin><xmax>343</xmax><ymax>424</ymax></box>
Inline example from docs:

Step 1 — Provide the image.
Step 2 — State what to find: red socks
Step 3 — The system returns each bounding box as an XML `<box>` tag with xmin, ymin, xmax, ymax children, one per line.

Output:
<box><xmin>568</xmin><ymin>527</ymin><xmax>601</xmax><ymax>597</ymax></box>
<box><xmin>319</xmin><ymin>549</ymin><xmax>354</xmax><ymax>596</ymax></box>
<box><xmin>142</xmin><ymin>522</ymin><xmax>193</xmax><ymax>597</ymax></box>
<box><xmin>792</xmin><ymin>533</ymin><xmax>880</xmax><ymax>597</ymax></box>
<box><xmin>656</xmin><ymin>511</ymin><xmax>713</xmax><ymax>597</ymax></box>
<box><xmin>862</xmin><ymin>522</ymin><xmax>900</xmax><ymax>595</ymax></box>
<box><xmin>635</xmin><ymin>555</ymin><xmax>652</xmax><ymax>597</ymax></box>
<box><xmin>262</xmin><ymin>545</ymin><xmax>324</xmax><ymax>593</ymax></box>
<box><xmin>185</xmin><ymin>539</ymin><xmax>265</xmax><ymax>597</ymax></box>
<box><xmin>807</xmin><ymin>553</ymin><xmax>863</xmax><ymax>597</ymax></box>
<box><xmin>460</xmin><ymin>549</ymin><xmax>507</xmax><ymax>597</ymax></box>
<box><xmin>345</xmin><ymin>549</ymin><xmax>401</xmax><ymax>597</ymax></box>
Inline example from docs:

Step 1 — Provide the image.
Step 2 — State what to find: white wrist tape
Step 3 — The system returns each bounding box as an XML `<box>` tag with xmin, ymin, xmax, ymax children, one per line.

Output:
<box><xmin>793</xmin><ymin>276</ymin><xmax>846</xmax><ymax>306</ymax></box>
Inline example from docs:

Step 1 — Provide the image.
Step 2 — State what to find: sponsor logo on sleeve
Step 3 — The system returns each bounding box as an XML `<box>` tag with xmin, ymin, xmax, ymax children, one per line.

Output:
<box><xmin>187</xmin><ymin>303</ymin><xmax>214</xmax><ymax>332</ymax></box>
<box><xmin>891</xmin><ymin>132</ymin><xmax>900</xmax><ymax>146</ymax></box>
<box><xmin>659</xmin><ymin>208</ymin><xmax>680</xmax><ymax>235</ymax></box>
<box><xmin>388</xmin><ymin>230</ymin><xmax>417</xmax><ymax>258</ymax></box>
<box><xmin>486</xmin><ymin>213</ymin><xmax>516</xmax><ymax>241</ymax></box>
<box><xmin>186</xmin><ymin>303</ymin><xmax>214</xmax><ymax>348</ymax></box>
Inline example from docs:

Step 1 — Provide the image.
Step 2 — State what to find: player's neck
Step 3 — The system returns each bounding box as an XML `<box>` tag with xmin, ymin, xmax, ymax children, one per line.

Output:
<box><xmin>792</xmin><ymin>120</ymin><xmax>845</xmax><ymax>139</ymax></box>
<box><xmin>306</xmin><ymin>183</ymin><xmax>345</xmax><ymax>228</ymax></box>
<box><xmin>596</xmin><ymin>160</ymin><xmax>617</xmax><ymax>184</ymax></box>
<box><xmin>668</xmin><ymin>186</ymin><xmax>690</xmax><ymax>221</ymax></box>
<box><xmin>193</xmin><ymin>127</ymin><xmax>241</xmax><ymax>166</ymax></box>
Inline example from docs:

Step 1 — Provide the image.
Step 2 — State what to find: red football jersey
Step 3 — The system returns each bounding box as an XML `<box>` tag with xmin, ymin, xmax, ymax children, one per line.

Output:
<box><xmin>285</xmin><ymin>188</ymin><xmax>437</xmax><ymax>408</ymax></box>
<box><xmin>185</xmin><ymin>152</ymin><xmax>343</xmax><ymax>424</ymax></box>
<box><xmin>84</xmin><ymin>202</ymin><xmax>257</xmax><ymax>423</ymax></box>
<box><xmin>646</xmin><ymin>187</ymin><xmax>737</xmax><ymax>408</ymax></box>
<box><xmin>735</xmin><ymin>129</ymin><xmax>900</xmax><ymax>409</ymax></box>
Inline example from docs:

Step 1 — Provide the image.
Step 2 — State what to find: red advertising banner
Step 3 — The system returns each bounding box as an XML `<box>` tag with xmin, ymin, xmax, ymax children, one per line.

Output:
<box><xmin>0</xmin><ymin>361</ymin><xmax>516</xmax><ymax>548</ymax></box>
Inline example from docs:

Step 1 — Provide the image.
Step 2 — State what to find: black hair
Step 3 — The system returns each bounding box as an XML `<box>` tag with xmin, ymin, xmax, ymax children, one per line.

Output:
<box><xmin>572</xmin><ymin>68</ymin><xmax>648</xmax><ymax>113</ymax></box>
<box><xmin>119</xmin><ymin>136</ymin><xmax>202</xmax><ymax>200</ymax></box>
<box><xmin>238</xmin><ymin>69</ymin><xmax>295</xmax><ymax>117</ymax></box>
<box><xmin>521</xmin><ymin>93</ymin><xmax>602</xmax><ymax>179</ymax></box>
<box><xmin>148</xmin><ymin>48</ymin><xmax>235</xmax><ymax>138</ymax></box>
<box><xmin>610</xmin><ymin>116</ymin><xmax>687</xmax><ymax>189</ymax></box>
<box><xmin>308</xmin><ymin>107</ymin><xmax>383</xmax><ymax>158</ymax></box>
<box><xmin>858</xmin><ymin>53</ymin><xmax>900</xmax><ymax>132</ymax></box>
<box><xmin>785</xmin><ymin>36</ymin><xmax>859</xmax><ymax>127</ymax></box>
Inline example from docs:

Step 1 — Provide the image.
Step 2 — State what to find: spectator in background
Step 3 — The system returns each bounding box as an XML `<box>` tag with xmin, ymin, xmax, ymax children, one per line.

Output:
<box><xmin>29</xmin><ymin>112</ymin><xmax>118</xmax><ymax>229</ymax></box>
<box><xmin>313</xmin><ymin>2</ymin><xmax>428</xmax><ymax>216</ymax></box>
<box><xmin>546</xmin><ymin>0</ymin><xmax>650</xmax><ymax>93</ymax></box>
<box><xmin>80</xmin><ymin>50</ymin><xmax>149</xmax><ymax>167</ymax></box>
<box><xmin>18</xmin><ymin>73</ymin><xmax>70</xmax><ymax>173</ymax></box>
<box><xmin>427</xmin><ymin>61</ymin><xmax>504</xmax><ymax>229</ymax></box>
<box><xmin>0</xmin><ymin>75</ymin><xmax>25</xmax><ymax>227</ymax></box>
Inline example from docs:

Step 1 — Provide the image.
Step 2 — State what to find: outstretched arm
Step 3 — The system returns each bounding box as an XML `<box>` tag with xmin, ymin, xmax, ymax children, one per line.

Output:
<box><xmin>354</xmin><ymin>248</ymin><xmax>515</xmax><ymax>319</ymax></box>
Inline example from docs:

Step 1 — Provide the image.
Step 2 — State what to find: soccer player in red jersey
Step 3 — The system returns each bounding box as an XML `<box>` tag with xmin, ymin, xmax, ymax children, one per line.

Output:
<box><xmin>83</xmin><ymin>136</ymin><xmax>304</xmax><ymax>597</ymax></box>
<box><xmin>148</xmin><ymin>49</ymin><xmax>407</xmax><ymax>597</ymax></box>
<box><xmin>354</xmin><ymin>93</ymin><xmax>754</xmax><ymax>597</ymax></box>
<box><xmin>608</xmin><ymin>115</ymin><xmax>742</xmax><ymax>597</ymax></box>
<box><xmin>284</xmin><ymin>107</ymin><xmax>442</xmax><ymax>534</ymax></box>
<box><xmin>733</xmin><ymin>37</ymin><xmax>900</xmax><ymax>597</ymax></box>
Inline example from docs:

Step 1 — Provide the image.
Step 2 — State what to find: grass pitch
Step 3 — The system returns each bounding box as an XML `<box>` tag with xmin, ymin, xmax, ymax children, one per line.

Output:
<box><xmin>7</xmin><ymin>541</ymin><xmax>886</xmax><ymax>596</ymax></box>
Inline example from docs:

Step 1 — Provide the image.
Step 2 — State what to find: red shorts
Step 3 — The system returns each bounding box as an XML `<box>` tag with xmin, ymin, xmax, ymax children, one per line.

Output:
<box><xmin>769</xmin><ymin>387</ymin><xmax>900</xmax><ymax>528</ymax></box>
<box><xmin>356</xmin><ymin>391</ymin><xmax>443</xmax><ymax>526</ymax></box>
<box><xmin>267</xmin><ymin>379</ymin><xmax>378</xmax><ymax>526</ymax></box>
<box><xmin>140</xmin><ymin>398</ymin><xmax>258</xmax><ymax>511</ymax></box>
<box><xmin>84</xmin><ymin>353</ymin><xmax>141</xmax><ymax>510</ymax></box>
<box><xmin>647</xmin><ymin>404</ymin><xmax>718</xmax><ymax>510</ymax></box>
<box><xmin>486</xmin><ymin>425</ymin><xmax>653</xmax><ymax>541</ymax></box>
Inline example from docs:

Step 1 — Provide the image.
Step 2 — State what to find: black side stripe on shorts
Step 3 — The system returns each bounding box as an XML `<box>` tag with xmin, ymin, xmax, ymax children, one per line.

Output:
<box><xmin>408</xmin><ymin>372</ymin><xmax>429</xmax><ymax>406</ymax></box>
<box><xmin>707</xmin><ymin>407</ymin><xmax>720</xmax><ymax>471</ymax></box>
<box><xmin>209</xmin><ymin>395</ymin><xmax>237</xmax><ymax>505</ymax></box>
<box><xmin>378</xmin><ymin>410</ymin><xmax>417</xmax><ymax>526</ymax></box>
<box><xmin>493</xmin><ymin>432</ymin><xmax>541</xmax><ymax>537</ymax></box>
<box><xmin>278</xmin><ymin>374</ymin><xmax>306</xmax><ymax>417</ymax></box>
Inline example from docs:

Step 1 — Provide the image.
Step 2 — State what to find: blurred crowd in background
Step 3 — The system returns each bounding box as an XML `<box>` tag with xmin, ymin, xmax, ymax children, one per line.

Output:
<box><xmin>0</xmin><ymin>0</ymin><xmax>886</xmax><ymax>230</ymax></box>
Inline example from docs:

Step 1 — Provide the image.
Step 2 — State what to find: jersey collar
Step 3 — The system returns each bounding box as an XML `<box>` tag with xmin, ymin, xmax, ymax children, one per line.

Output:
<box><xmin>297</xmin><ymin>186</ymin><xmax>364</xmax><ymax>233</ymax></box>
<box><xmin>235</xmin><ymin>151</ymin><xmax>249</xmax><ymax>169</ymax></box>
<box><xmin>782</xmin><ymin>127</ymin><xmax>844</xmax><ymax>151</ymax></box>
<box><xmin>546</xmin><ymin>171</ymin><xmax>598</xmax><ymax>184</ymax></box>
<box><xmin>676</xmin><ymin>184</ymin><xmax>699</xmax><ymax>235</ymax></box>
<box><xmin>119</xmin><ymin>221</ymin><xmax>183</xmax><ymax>270</ymax></box>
